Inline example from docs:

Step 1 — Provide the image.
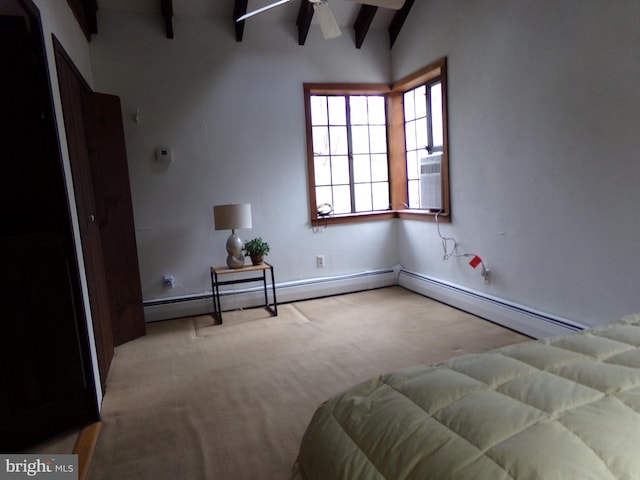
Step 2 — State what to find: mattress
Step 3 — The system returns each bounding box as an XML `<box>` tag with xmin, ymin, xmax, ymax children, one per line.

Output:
<box><xmin>291</xmin><ymin>313</ymin><xmax>640</xmax><ymax>480</ymax></box>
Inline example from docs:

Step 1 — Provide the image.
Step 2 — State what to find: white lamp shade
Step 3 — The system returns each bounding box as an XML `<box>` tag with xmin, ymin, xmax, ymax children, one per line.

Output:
<box><xmin>213</xmin><ymin>204</ymin><xmax>252</xmax><ymax>230</ymax></box>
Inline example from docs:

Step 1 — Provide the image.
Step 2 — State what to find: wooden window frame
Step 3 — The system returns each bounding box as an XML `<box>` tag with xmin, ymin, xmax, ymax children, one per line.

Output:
<box><xmin>305</xmin><ymin>58</ymin><xmax>450</xmax><ymax>227</ymax></box>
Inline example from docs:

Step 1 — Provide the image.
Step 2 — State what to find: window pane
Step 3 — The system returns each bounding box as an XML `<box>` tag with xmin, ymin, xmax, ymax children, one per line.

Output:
<box><xmin>312</xmin><ymin>126</ymin><xmax>330</xmax><ymax>155</ymax></box>
<box><xmin>415</xmin><ymin>85</ymin><xmax>427</xmax><ymax>118</ymax></box>
<box><xmin>408</xmin><ymin>179</ymin><xmax>420</xmax><ymax>208</ymax></box>
<box><xmin>331</xmin><ymin>155</ymin><xmax>350</xmax><ymax>184</ymax></box>
<box><xmin>369</xmin><ymin>125</ymin><xmax>387</xmax><ymax>153</ymax></box>
<box><xmin>333</xmin><ymin>185</ymin><xmax>351</xmax><ymax>214</ymax></box>
<box><xmin>349</xmin><ymin>96</ymin><xmax>368</xmax><ymax>124</ymax></box>
<box><xmin>310</xmin><ymin>96</ymin><xmax>328</xmax><ymax>125</ymax></box>
<box><xmin>354</xmin><ymin>183</ymin><xmax>372</xmax><ymax>212</ymax></box>
<box><xmin>430</xmin><ymin>82</ymin><xmax>443</xmax><ymax>147</ymax></box>
<box><xmin>351</xmin><ymin>125</ymin><xmax>370</xmax><ymax>154</ymax></box>
<box><xmin>406</xmin><ymin>150</ymin><xmax>419</xmax><ymax>180</ymax></box>
<box><xmin>314</xmin><ymin>156</ymin><xmax>331</xmax><ymax>185</ymax></box>
<box><xmin>416</xmin><ymin>117</ymin><xmax>428</xmax><ymax>150</ymax></box>
<box><xmin>405</xmin><ymin>120</ymin><xmax>417</xmax><ymax>151</ymax></box>
<box><xmin>368</xmin><ymin>96</ymin><xmax>386</xmax><ymax>124</ymax></box>
<box><xmin>316</xmin><ymin>186</ymin><xmax>332</xmax><ymax>207</ymax></box>
<box><xmin>404</xmin><ymin>90</ymin><xmax>415</xmax><ymax>121</ymax></box>
<box><xmin>371</xmin><ymin>154</ymin><xmax>388</xmax><ymax>182</ymax></box>
<box><xmin>329</xmin><ymin>126</ymin><xmax>348</xmax><ymax>154</ymax></box>
<box><xmin>328</xmin><ymin>96</ymin><xmax>346</xmax><ymax>125</ymax></box>
<box><xmin>371</xmin><ymin>182</ymin><xmax>389</xmax><ymax>210</ymax></box>
<box><xmin>353</xmin><ymin>154</ymin><xmax>371</xmax><ymax>183</ymax></box>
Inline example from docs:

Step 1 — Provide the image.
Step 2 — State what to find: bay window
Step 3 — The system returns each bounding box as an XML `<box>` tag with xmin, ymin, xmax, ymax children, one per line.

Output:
<box><xmin>305</xmin><ymin>58</ymin><xmax>450</xmax><ymax>226</ymax></box>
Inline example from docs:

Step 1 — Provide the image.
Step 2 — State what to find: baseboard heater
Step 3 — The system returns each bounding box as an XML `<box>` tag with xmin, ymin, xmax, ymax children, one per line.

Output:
<box><xmin>143</xmin><ymin>266</ymin><xmax>586</xmax><ymax>338</ymax></box>
<box><xmin>143</xmin><ymin>267</ymin><xmax>398</xmax><ymax>322</ymax></box>
<box><xmin>398</xmin><ymin>269</ymin><xmax>587</xmax><ymax>339</ymax></box>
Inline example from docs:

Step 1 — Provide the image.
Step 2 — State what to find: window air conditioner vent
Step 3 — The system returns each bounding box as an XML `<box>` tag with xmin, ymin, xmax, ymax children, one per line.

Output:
<box><xmin>421</xmin><ymin>161</ymin><xmax>441</xmax><ymax>175</ymax></box>
<box><xmin>420</xmin><ymin>154</ymin><xmax>442</xmax><ymax>210</ymax></box>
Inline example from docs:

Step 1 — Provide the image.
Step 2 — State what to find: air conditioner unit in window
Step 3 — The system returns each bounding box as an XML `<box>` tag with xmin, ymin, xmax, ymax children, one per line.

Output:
<box><xmin>420</xmin><ymin>154</ymin><xmax>442</xmax><ymax>210</ymax></box>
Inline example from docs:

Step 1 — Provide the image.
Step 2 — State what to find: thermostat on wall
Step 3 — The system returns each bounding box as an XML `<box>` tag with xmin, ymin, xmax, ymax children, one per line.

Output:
<box><xmin>155</xmin><ymin>147</ymin><xmax>173</xmax><ymax>163</ymax></box>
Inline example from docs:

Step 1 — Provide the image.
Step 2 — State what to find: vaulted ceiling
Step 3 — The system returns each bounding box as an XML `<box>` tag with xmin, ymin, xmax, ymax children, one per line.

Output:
<box><xmin>69</xmin><ymin>0</ymin><xmax>414</xmax><ymax>49</ymax></box>
<box><xmin>233</xmin><ymin>0</ymin><xmax>415</xmax><ymax>49</ymax></box>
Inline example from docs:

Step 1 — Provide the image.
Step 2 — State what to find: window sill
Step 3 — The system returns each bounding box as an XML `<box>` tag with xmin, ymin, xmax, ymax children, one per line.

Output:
<box><xmin>310</xmin><ymin>209</ymin><xmax>450</xmax><ymax>227</ymax></box>
<box><xmin>396</xmin><ymin>209</ymin><xmax>450</xmax><ymax>223</ymax></box>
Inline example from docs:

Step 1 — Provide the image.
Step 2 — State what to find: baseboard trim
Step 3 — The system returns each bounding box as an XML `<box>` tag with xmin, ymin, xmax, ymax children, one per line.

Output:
<box><xmin>143</xmin><ymin>267</ymin><xmax>586</xmax><ymax>338</ymax></box>
<box><xmin>143</xmin><ymin>267</ymin><xmax>398</xmax><ymax>322</ymax></box>
<box><xmin>398</xmin><ymin>269</ymin><xmax>586</xmax><ymax>339</ymax></box>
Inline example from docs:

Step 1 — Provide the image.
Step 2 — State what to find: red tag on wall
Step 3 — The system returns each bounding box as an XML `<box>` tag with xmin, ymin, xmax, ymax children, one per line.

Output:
<box><xmin>469</xmin><ymin>256</ymin><xmax>482</xmax><ymax>268</ymax></box>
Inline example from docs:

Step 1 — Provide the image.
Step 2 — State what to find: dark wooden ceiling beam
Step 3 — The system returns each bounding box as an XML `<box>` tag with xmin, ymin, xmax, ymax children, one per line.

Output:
<box><xmin>66</xmin><ymin>0</ymin><xmax>98</xmax><ymax>39</ymax></box>
<box><xmin>388</xmin><ymin>0</ymin><xmax>414</xmax><ymax>48</ymax></box>
<box><xmin>85</xmin><ymin>0</ymin><xmax>98</xmax><ymax>34</ymax></box>
<box><xmin>234</xmin><ymin>0</ymin><xmax>248</xmax><ymax>41</ymax></box>
<box><xmin>296</xmin><ymin>0</ymin><xmax>314</xmax><ymax>46</ymax></box>
<box><xmin>354</xmin><ymin>5</ymin><xmax>378</xmax><ymax>49</ymax></box>
<box><xmin>232</xmin><ymin>0</ymin><xmax>414</xmax><ymax>49</ymax></box>
<box><xmin>161</xmin><ymin>0</ymin><xmax>174</xmax><ymax>39</ymax></box>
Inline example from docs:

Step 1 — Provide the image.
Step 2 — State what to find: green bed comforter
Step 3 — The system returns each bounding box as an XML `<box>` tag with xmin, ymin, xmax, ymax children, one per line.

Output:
<box><xmin>291</xmin><ymin>314</ymin><xmax>640</xmax><ymax>479</ymax></box>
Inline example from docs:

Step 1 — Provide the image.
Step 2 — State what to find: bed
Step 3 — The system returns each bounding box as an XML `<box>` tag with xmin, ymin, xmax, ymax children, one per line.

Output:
<box><xmin>291</xmin><ymin>313</ymin><xmax>640</xmax><ymax>480</ymax></box>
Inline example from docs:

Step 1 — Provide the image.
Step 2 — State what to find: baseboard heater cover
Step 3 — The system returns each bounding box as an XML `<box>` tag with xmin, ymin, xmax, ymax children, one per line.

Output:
<box><xmin>398</xmin><ymin>269</ymin><xmax>587</xmax><ymax>339</ymax></box>
<box><xmin>143</xmin><ymin>267</ymin><xmax>585</xmax><ymax>338</ymax></box>
<box><xmin>143</xmin><ymin>268</ymin><xmax>397</xmax><ymax>322</ymax></box>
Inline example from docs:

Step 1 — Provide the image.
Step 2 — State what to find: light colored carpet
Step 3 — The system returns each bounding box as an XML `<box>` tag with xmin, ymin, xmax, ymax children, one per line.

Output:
<box><xmin>88</xmin><ymin>287</ymin><xmax>530</xmax><ymax>480</ymax></box>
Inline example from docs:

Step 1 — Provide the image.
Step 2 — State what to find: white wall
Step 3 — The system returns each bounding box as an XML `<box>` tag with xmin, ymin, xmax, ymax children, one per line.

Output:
<box><xmin>89</xmin><ymin>1</ymin><xmax>640</xmax><ymax>328</ymax></box>
<box><xmin>392</xmin><ymin>0</ymin><xmax>640</xmax><ymax>327</ymax></box>
<box><xmin>89</xmin><ymin>11</ymin><xmax>398</xmax><ymax>304</ymax></box>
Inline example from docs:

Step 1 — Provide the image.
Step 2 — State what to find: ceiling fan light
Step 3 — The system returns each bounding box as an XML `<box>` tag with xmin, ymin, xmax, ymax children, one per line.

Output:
<box><xmin>314</xmin><ymin>2</ymin><xmax>342</xmax><ymax>39</ymax></box>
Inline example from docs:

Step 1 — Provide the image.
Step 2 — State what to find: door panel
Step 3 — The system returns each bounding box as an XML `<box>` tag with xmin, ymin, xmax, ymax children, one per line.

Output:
<box><xmin>0</xmin><ymin>236</ymin><xmax>97</xmax><ymax>451</ymax></box>
<box><xmin>55</xmin><ymin>40</ymin><xmax>115</xmax><ymax>388</ymax></box>
<box><xmin>82</xmin><ymin>92</ymin><xmax>146</xmax><ymax>346</ymax></box>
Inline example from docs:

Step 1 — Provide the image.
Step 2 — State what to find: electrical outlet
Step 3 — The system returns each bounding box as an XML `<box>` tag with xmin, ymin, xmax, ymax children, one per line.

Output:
<box><xmin>316</xmin><ymin>255</ymin><xmax>325</xmax><ymax>268</ymax></box>
<box><xmin>163</xmin><ymin>275</ymin><xmax>175</xmax><ymax>288</ymax></box>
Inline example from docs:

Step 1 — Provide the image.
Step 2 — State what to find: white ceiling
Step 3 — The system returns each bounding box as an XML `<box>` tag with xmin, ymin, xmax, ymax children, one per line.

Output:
<box><xmin>97</xmin><ymin>0</ymin><xmax>395</xmax><ymax>28</ymax></box>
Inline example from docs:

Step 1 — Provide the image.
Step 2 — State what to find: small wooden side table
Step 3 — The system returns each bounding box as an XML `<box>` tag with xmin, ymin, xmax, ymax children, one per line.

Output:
<box><xmin>210</xmin><ymin>262</ymin><xmax>277</xmax><ymax>325</ymax></box>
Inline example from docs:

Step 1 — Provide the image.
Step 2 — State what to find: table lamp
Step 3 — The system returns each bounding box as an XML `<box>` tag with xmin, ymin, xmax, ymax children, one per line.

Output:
<box><xmin>213</xmin><ymin>203</ymin><xmax>252</xmax><ymax>269</ymax></box>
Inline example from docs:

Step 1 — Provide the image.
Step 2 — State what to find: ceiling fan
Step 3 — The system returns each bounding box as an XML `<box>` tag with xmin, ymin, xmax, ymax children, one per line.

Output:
<box><xmin>236</xmin><ymin>0</ymin><xmax>405</xmax><ymax>40</ymax></box>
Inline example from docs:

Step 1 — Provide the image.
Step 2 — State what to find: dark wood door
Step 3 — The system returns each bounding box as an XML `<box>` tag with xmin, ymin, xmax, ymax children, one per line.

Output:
<box><xmin>82</xmin><ymin>92</ymin><xmax>146</xmax><ymax>346</ymax></box>
<box><xmin>0</xmin><ymin>4</ymin><xmax>98</xmax><ymax>451</ymax></box>
<box><xmin>54</xmin><ymin>40</ymin><xmax>116</xmax><ymax>387</ymax></box>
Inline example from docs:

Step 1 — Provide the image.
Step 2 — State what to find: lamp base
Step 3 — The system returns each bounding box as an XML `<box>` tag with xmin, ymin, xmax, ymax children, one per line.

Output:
<box><xmin>226</xmin><ymin>254</ymin><xmax>245</xmax><ymax>269</ymax></box>
<box><xmin>225</xmin><ymin>232</ymin><xmax>246</xmax><ymax>269</ymax></box>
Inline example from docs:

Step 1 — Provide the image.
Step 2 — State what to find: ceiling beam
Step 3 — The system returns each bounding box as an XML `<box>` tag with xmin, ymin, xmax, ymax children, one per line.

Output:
<box><xmin>296</xmin><ymin>0</ymin><xmax>314</xmax><ymax>46</ymax></box>
<box><xmin>232</xmin><ymin>0</ymin><xmax>414</xmax><ymax>49</ymax></box>
<box><xmin>388</xmin><ymin>0</ymin><xmax>414</xmax><ymax>48</ymax></box>
<box><xmin>66</xmin><ymin>0</ymin><xmax>98</xmax><ymax>39</ymax></box>
<box><xmin>234</xmin><ymin>0</ymin><xmax>248</xmax><ymax>41</ymax></box>
<box><xmin>354</xmin><ymin>5</ymin><xmax>378</xmax><ymax>49</ymax></box>
<box><xmin>161</xmin><ymin>0</ymin><xmax>174</xmax><ymax>39</ymax></box>
<box><xmin>85</xmin><ymin>0</ymin><xmax>98</xmax><ymax>34</ymax></box>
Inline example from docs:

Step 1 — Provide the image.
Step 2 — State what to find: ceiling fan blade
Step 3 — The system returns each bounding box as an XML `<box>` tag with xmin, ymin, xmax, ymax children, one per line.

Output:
<box><xmin>236</xmin><ymin>0</ymin><xmax>294</xmax><ymax>22</ymax></box>
<box><xmin>313</xmin><ymin>1</ymin><xmax>342</xmax><ymax>39</ymax></box>
<box><xmin>346</xmin><ymin>0</ymin><xmax>405</xmax><ymax>9</ymax></box>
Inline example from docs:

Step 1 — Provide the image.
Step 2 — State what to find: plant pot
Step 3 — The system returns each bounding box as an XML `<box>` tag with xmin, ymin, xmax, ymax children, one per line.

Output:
<box><xmin>250</xmin><ymin>255</ymin><xmax>264</xmax><ymax>265</ymax></box>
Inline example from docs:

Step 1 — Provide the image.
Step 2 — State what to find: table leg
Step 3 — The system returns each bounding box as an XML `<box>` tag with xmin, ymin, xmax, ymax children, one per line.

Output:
<box><xmin>269</xmin><ymin>265</ymin><xmax>278</xmax><ymax>316</ymax></box>
<box><xmin>211</xmin><ymin>270</ymin><xmax>222</xmax><ymax>325</ymax></box>
<box><xmin>262</xmin><ymin>269</ymin><xmax>269</xmax><ymax>311</ymax></box>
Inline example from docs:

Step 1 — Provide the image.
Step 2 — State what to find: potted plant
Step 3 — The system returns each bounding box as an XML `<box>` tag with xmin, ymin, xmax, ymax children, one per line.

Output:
<box><xmin>243</xmin><ymin>237</ymin><xmax>270</xmax><ymax>265</ymax></box>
